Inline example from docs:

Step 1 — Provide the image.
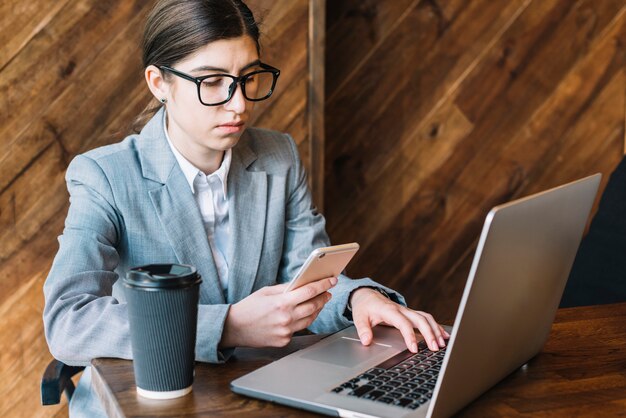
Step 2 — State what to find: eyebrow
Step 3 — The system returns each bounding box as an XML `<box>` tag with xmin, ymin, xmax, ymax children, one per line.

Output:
<box><xmin>190</xmin><ymin>59</ymin><xmax>262</xmax><ymax>74</ymax></box>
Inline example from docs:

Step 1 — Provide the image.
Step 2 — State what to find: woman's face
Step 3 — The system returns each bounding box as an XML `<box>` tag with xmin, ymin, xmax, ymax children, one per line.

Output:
<box><xmin>163</xmin><ymin>35</ymin><xmax>260</xmax><ymax>159</ymax></box>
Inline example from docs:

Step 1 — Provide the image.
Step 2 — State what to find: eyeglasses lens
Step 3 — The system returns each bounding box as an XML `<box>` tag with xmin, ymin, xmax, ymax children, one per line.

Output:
<box><xmin>200</xmin><ymin>71</ymin><xmax>275</xmax><ymax>105</ymax></box>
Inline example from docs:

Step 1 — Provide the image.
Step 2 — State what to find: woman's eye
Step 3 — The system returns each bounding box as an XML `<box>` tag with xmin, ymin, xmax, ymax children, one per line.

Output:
<box><xmin>202</xmin><ymin>77</ymin><xmax>225</xmax><ymax>87</ymax></box>
<box><xmin>243</xmin><ymin>74</ymin><xmax>258</xmax><ymax>84</ymax></box>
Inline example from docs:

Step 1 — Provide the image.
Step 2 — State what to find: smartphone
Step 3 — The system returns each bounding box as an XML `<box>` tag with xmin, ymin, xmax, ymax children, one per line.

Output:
<box><xmin>283</xmin><ymin>243</ymin><xmax>360</xmax><ymax>292</ymax></box>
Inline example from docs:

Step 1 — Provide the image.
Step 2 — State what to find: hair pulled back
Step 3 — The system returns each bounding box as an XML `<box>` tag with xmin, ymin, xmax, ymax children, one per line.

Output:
<box><xmin>133</xmin><ymin>0</ymin><xmax>260</xmax><ymax>132</ymax></box>
<box><xmin>143</xmin><ymin>0</ymin><xmax>260</xmax><ymax>68</ymax></box>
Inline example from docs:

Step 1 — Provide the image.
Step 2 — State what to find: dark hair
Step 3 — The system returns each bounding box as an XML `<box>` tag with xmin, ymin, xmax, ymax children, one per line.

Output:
<box><xmin>132</xmin><ymin>0</ymin><xmax>261</xmax><ymax>132</ymax></box>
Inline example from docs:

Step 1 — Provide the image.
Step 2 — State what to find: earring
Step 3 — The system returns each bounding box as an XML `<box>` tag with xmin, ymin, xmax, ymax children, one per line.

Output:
<box><xmin>160</xmin><ymin>98</ymin><xmax>167</xmax><ymax>104</ymax></box>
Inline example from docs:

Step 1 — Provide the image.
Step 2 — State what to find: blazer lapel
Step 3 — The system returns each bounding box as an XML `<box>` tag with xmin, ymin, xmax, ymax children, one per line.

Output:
<box><xmin>149</xmin><ymin>176</ymin><xmax>224</xmax><ymax>304</ymax></box>
<box><xmin>226</xmin><ymin>139</ymin><xmax>267</xmax><ymax>303</ymax></box>
<box><xmin>139</xmin><ymin>109</ymin><xmax>224</xmax><ymax>304</ymax></box>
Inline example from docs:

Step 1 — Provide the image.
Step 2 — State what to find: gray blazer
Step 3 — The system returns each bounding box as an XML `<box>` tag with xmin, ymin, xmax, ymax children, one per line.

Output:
<box><xmin>43</xmin><ymin>108</ymin><xmax>403</xmax><ymax>400</ymax></box>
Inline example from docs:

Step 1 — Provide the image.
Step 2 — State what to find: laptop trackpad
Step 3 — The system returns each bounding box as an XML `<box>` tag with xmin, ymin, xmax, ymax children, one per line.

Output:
<box><xmin>301</xmin><ymin>337</ymin><xmax>393</xmax><ymax>368</ymax></box>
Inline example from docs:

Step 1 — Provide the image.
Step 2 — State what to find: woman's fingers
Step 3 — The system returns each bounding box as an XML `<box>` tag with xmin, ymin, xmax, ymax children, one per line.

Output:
<box><xmin>291</xmin><ymin>302</ymin><xmax>326</xmax><ymax>331</ymax></box>
<box><xmin>440</xmin><ymin>325</ymin><xmax>450</xmax><ymax>339</ymax></box>
<box><xmin>349</xmin><ymin>290</ymin><xmax>447</xmax><ymax>352</ymax></box>
<box><xmin>412</xmin><ymin>310</ymin><xmax>447</xmax><ymax>347</ymax></box>
<box><xmin>292</xmin><ymin>291</ymin><xmax>331</xmax><ymax>320</ymax></box>
<box><xmin>378</xmin><ymin>308</ymin><xmax>422</xmax><ymax>353</ymax></box>
<box><xmin>286</xmin><ymin>276</ymin><xmax>337</xmax><ymax>305</ymax></box>
<box><xmin>353</xmin><ymin>314</ymin><xmax>374</xmax><ymax>346</ymax></box>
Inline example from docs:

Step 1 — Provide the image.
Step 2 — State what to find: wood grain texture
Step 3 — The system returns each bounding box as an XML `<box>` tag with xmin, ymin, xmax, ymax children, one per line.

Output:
<box><xmin>458</xmin><ymin>303</ymin><xmax>626</xmax><ymax>417</ymax></box>
<box><xmin>2</xmin><ymin>0</ymin><xmax>624</xmax><ymax>415</ymax></box>
<box><xmin>89</xmin><ymin>303</ymin><xmax>626</xmax><ymax>417</ymax></box>
<box><xmin>325</xmin><ymin>0</ymin><xmax>626</xmax><ymax>322</ymax></box>
<box><xmin>0</xmin><ymin>1</ymin><xmax>321</xmax><ymax>417</ymax></box>
<box><xmin>92</xmin><ymin>335</ymin><xmax>327</xmax><ymax>417</ymax></box>
<box><xmin>309</xmin><ymin>0</ymin><xmax>326</xmax><ymax>209</ymax></box>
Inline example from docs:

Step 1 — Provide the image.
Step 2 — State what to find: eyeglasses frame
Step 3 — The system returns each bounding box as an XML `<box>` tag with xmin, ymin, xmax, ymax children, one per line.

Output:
<box><xmin>158</xmin><ymin>63</ymin><xmax>281</xmax><ymax>106</ymax></box>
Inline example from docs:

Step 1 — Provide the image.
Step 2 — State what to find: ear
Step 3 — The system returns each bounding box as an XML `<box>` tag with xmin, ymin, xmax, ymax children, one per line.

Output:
<box><xmin>145</xmin><ymin>65</ymin><xmax>170</xmax><ymax>102</ymax></box>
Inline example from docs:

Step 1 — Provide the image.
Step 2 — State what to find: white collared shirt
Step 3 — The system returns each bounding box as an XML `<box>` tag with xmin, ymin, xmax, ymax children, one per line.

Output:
<box><xmin>163</xmin><ymin>112</ymin><xmax>231</xmax><ymax>293</ymax></box>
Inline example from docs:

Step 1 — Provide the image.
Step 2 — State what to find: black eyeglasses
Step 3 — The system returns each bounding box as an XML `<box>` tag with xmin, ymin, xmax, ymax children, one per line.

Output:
<box><xmin>158</xmin><ymin>63</ymin><xmax>280</xmax><ymax>106</ymax></box>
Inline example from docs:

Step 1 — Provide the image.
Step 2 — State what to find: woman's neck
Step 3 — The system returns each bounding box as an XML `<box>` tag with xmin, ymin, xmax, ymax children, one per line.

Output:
<box><xmin>166</xmin><ymin>116</ymin><xmax>225</xmax><ymax>175</ymax></box>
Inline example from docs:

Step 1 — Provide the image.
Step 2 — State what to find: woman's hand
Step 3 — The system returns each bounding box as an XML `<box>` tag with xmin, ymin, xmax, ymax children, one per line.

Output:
<box><xmin>220</xmin><ymin>277</ymin><xmax>338</xmax><ymax>348</ymax></box>
<box><xmin>350</xmin><ymin>288</ymin><xmax>449</xmax><ymax>353</ymax></box>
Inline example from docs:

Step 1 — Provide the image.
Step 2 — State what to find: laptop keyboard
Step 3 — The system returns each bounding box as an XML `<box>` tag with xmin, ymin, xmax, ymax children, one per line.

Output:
<box><xmin>330</xmin><ymin>340</ymin><xmax>447</xmax><ymax>410</ymax></box>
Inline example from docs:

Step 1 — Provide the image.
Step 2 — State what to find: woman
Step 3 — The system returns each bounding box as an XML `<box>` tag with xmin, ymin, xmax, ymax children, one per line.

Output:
<box><xmin>43</xmin><ymin>0</ymin><xmax>448</xmax><ymax>416</ymax></box>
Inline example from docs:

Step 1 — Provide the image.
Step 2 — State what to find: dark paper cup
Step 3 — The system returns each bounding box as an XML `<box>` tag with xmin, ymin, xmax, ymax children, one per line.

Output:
<box><xmin>124</xmin><ymin>264</ymin><xmax>202</xmax><ymax>399</ymax></box>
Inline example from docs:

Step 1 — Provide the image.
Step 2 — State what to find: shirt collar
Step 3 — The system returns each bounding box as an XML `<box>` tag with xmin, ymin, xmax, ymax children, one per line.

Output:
<box><xmin>163</xmin><ymin>111</ymin><xmax>231</xmax><ymax>198</ymax></box>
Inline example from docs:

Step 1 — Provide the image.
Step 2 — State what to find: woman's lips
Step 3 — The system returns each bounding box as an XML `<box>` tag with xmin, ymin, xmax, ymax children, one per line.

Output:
<box><xmin>217</xmin><ymin>121</ymin><xmax>245</xmax><ymax>134</ymax></box>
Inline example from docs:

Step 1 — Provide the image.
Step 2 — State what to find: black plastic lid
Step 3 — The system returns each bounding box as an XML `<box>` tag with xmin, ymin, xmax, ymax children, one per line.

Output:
<box><xmin>123</xmin><ymin>264</ymin><xmax>202</xmax><ymax>289</ymax></box>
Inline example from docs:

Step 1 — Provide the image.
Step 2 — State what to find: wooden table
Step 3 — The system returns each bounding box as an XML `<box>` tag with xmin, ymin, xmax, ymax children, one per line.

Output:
<box><xmin>91</xmin><ymin>303</ymin><xmax>626</xmax><ymax>417</ymax></box>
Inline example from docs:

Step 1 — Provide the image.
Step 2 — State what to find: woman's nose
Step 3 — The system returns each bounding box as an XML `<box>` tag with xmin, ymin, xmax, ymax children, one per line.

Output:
<box><xmin>224</xmin><ymin>83</ymin><xmax>247</xmax><ymax>113</ymax></box>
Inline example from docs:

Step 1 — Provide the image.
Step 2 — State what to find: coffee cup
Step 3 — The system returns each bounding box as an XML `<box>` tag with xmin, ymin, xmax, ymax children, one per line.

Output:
<box><xmin>124</xmin><ymin>264</ymin><xmax>202</xmax><ymax>399</ymax></box>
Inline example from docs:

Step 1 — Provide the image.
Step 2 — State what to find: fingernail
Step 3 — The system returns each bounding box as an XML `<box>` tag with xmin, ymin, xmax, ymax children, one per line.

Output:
<box><xmin>444</xmin><ymin>330</ymin><xmax>450</xmax><ymax>338</ymax></box>
<box><xmin>431</xmin><ymin>339</ymin><xmax>439</xmax><ymax>351</ymax></box>
<box><xmin>439</xmin><ymin>337</ymin><xmax>446</xmax><ymax>347</ymax></box>
<box><xmin>330</xmin><ymin>277</ymin><xmax>338</xmax><ymax>286</ymax></box>
<box><xmin>411</xmin><ymin>342</ymin><xmax>418</xmax><ymax>353</ymax></box>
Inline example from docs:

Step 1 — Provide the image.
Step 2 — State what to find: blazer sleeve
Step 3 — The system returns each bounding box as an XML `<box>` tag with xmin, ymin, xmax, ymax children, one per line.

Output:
<box><xmin>43</xmin><ymin>155</ymin><xmax>230</xmax><ymax>366</ymax></box>
<box><xmin>43</xmin><ymin>154</ymin><xmax>130</xmax><ymax>366</ymax></box>
<box><xmin>278</xmin><ymin>136</ymin><xmax>407</xmax><ymax>335</ymax></box>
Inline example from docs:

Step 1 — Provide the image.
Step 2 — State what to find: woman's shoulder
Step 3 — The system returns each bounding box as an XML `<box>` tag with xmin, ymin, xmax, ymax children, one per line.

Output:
<box><xmin>244</xmin><ymin>127</ymin><xmax>293</xmax><ymax>146</ymax></box>
<box><xmin>241</xmin><ymin>127</ymin><xmax>300</xmax><ymax>165</ymax></box>
<box><xmin>66</xmin><ymin>134</ymin><xmax>144</xmax><ymax>185</ymax></box>
<box><xmin>79</xmin><ymin>134</ymin><xmax>142</xmax><ymax>164</ymax></box>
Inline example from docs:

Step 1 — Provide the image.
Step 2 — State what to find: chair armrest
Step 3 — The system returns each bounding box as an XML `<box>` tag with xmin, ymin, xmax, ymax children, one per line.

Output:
<box><xmin>41</xmin><ymin>359</ymin><xmax>85</xmax><ymax>405</ymax></box>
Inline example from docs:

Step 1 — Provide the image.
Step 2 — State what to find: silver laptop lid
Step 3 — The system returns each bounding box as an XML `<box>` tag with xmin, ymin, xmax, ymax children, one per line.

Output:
<box><xmin>428</xmin><ymin>174</ymin><xmax>601</xmax><ymax>418</ymax></box>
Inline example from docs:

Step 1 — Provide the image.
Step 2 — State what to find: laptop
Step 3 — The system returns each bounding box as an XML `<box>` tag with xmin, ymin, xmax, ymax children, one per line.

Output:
<box><xmin>231</xmin><ymin>174</ymin><xmax>601</xmax><ymax>418</ymax></box>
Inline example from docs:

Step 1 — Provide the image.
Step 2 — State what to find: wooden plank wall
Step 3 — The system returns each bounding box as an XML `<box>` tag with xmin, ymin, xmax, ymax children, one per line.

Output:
<box><xmin>325</xmin><ymin>0</ymin><xmax>626</xmax><ymax>324</ymax></box>
<box><xmin>0</xmin><ymin>1</ymin><xmax>315</xmax><ymax>416</ymax></box>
